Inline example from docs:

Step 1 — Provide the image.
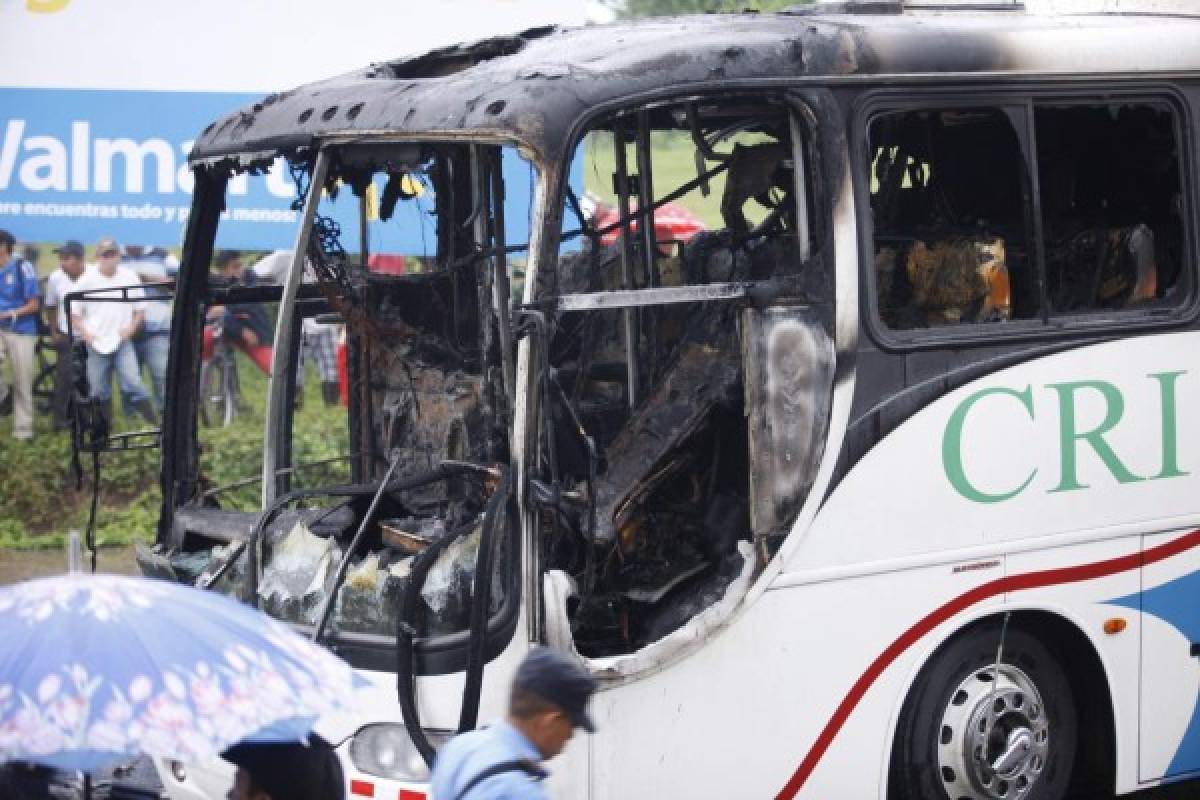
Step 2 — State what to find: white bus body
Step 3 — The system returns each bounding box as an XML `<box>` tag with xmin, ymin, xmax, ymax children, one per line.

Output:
<box><xmin>135</xmin><ymin>3</ymin><xmax>1200</xmax><ymax>799</ymax></box>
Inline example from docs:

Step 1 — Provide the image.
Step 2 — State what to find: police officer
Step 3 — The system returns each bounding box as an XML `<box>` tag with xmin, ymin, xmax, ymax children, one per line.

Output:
<box><xmin>431</xmin><ymin>647</ymin><xmax>598</xmax><ymax>800</ymax></box>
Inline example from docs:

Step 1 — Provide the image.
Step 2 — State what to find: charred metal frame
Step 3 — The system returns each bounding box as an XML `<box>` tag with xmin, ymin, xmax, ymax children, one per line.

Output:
<box><xmin>157</xmin><ymin>166</ymin><xmax>226</xmax><ymax>544</ymax></box>
<box><xmin>550</xmin><ymin>278</ymin><xmax>805</xmax><ymax>312</ymax></box>
<box><xmin>510</xmin><ymin>88</ymin><xmax>842</xmax><ymax>668</ymax></box>
<box><xmin>611</xmin><ymin>120</ymin><xmax>641</xmax><ymax>409</ymax></box>
<box><xmin>263</xmin><ymin>149</ymin><xmax>331</xmax><ymax>506</ymax></box>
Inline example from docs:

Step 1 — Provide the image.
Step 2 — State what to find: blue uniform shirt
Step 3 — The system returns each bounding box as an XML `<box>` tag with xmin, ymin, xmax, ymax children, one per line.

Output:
<box><xmin>0</xmin><ymin>256</ymin><xmax>40</xmax><ymax>335</ymax></box>
<box><xmin>430</xmin><ymin>720</ymin><xmax>548</xmax><ymax>800</ymax></box>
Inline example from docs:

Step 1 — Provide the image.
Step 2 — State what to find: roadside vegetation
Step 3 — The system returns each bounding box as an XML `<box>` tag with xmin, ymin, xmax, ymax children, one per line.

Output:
<box><xmin>0</xmin><ymin>353</ymin><xmax>348</xmax><ymax>551</ymax></box>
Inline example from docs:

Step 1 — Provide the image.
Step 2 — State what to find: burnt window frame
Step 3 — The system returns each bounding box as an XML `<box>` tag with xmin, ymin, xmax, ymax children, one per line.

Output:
<box><xmin>547</xmin><ymin>89</ymin><xmax>827</xmax><ymax>287</ymax></box>
<box><xmin>853</xmin><ymin>84</ymin><xmax>1198</xmax><ymax>352</ymax></box>
<box><xmin>526</xmin><ymin>90</ymin><xmax>828</xmax><ymax>652</ymax></box>
<box><xmin>168</xmin><ymin>147</ymin><xmax>527</xmax><ymax>677</ymax></box>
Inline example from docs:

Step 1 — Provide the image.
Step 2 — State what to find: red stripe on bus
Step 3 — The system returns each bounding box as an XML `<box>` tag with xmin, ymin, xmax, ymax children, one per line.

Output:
<box><xmin>350</xmin><ymin>779</ymin><xmax>375</xmax><ymax>797</ymax></box>
<box><xmin>775</xmin><ymin>527</ymin><xmax>1200</xmax><ymax>799</ymax></box>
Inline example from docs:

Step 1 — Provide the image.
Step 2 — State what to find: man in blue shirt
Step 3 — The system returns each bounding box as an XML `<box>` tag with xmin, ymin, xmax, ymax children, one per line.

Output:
<box><xmin>0</xmin><ymin>229</ymin><xmax>42</xmax><ymax>440</ymax></box>
<box><xmin>430</xmin><ymin>647</ymin><xmax>598</xmax><ymax>800</ymax></box>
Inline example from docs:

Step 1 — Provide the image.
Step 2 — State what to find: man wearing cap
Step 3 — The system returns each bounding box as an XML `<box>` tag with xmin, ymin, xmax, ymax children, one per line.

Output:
<box><xmin>43</xmin><ymin>240</ymin><xmax>91</xmax><ymax>429</ymax></box>
<box><xmin>223</xmin><ymin>732</ymin><xmax>345</xmax><ymax>800</ymax></box>
<box><xmin>431</xmin><ymin>647</ymin><xmax>598</xmax><ymax>800</ymax></box>
<box><xmin>70</xmin><ymin>236</ymin><xmax>158</xmax><ymax>425</ymax></box>
<box><xmin>0</xmin><ymin>229</ymin><xmax>42</xmax><ymax>440</ymax></box>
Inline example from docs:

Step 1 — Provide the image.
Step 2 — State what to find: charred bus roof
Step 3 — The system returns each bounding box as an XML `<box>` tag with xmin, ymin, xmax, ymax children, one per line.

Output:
<box><xmin>189</xmin><ymin>7</ymin><xmax>1200</xmax><ymax>167</ymax></box>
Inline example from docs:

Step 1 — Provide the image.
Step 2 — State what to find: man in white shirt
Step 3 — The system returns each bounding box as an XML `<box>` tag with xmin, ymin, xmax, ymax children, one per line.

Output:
<box><xmin>43</xmin><ymin>239</ymin><xmax>91</xmax><ymax>429</ymax></box>
<box><xmin>70</xmin><ymin>236</ymin><xmax>157</xmax><ymax>425</ymax></box>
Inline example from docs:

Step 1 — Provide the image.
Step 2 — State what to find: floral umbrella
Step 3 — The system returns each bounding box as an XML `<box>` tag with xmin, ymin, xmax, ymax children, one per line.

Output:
<box><xmin>0</xmin><ymin>572</ymin><xmax>364</xmax><ymax>772</ymax></box>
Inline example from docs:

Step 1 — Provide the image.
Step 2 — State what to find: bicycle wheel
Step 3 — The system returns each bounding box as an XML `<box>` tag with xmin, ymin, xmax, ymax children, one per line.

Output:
<box><xmin>198</xmin><ymin>355</ymin><xmax>228</xmax><ymax>428</ymax></box>
<box><xmin>221</xmin><ymin>356</ymin><xmax>239</xmax><ymax>427</ymax></box>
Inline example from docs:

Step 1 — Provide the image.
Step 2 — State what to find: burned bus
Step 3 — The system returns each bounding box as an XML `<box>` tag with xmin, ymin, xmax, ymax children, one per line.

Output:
<box><xmin>119</xmin><ymin>1</ymin><xmax>1200</xmax><ymax>797</ymax></box>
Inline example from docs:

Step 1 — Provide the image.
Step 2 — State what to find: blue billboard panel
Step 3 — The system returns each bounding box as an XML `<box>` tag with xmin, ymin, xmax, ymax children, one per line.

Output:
<box><xmin>0</xmin><ymin>87</ymin><xmax>298</xmax><ymax>249</ymax></box>
<box><xmin>1</xmin><ymin>87</ymin><xmax>547</xmax><ymax>253</ymax></box>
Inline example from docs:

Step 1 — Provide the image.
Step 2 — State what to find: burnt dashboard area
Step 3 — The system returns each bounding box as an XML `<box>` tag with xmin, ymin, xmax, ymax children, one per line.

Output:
<box><xmin>532</xmin><ymin>96</ymin><xmax>835</xmax><ymax>657</ymax></box>
<box><xmin>151</xmin><ymin>140</ymin><xmax>522</xmax><ymax>661</ymax></box>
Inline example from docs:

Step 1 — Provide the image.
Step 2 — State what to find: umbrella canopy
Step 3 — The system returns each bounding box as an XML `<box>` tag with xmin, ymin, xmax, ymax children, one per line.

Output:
<box><xmin>593</xmin><ymin>200</ymin><xmax>707</xmax><ymax>248</ymax></box>
<box><xmin>0</xmin><ymin>572</ymin><xmax>363</xmax><ymax>772</ymax></box>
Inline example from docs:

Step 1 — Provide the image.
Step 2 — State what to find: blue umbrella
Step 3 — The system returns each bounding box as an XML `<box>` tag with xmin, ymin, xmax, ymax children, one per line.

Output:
<box><xmin>0</xmin><ymin>572</ymin><xmax>364</xmax><ymax>772</ymax></box>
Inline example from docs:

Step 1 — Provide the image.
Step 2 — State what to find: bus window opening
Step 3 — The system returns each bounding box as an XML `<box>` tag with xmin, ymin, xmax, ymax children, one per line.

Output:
<box><xmin>540</xmin><ymin>97</ymin><xmax>833</xmax><ymax>658</ymax></box>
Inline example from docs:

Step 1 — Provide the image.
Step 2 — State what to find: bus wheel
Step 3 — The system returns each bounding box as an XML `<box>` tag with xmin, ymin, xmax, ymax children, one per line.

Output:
<box><xmin>889</xmin><ymin>626</ymin><xmax>1077</xmax><ymax>800</ymax></box>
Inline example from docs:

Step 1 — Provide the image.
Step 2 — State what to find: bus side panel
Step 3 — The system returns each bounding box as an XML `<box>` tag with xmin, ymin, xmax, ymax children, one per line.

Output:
<box><xmin>584</xmin><ymin>564</ymin><xmax>1002</xmax><ymax>799</ymax></box>
<box><xmin>1135</xmin><ymin>530</ymin><xmax>1200</xmax><ymax>785</ymax></box>
<box><xmin>788</xmin><ymin>333</ymin><xmax>1200</xmax><ymax>575</ymax></box>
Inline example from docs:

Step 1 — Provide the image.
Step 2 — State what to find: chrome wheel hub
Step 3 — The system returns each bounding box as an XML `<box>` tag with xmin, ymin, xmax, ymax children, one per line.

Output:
<box><xmin>936</xmin><ymin>664</ymin><xmax>1049</xmax><ymax>800</ymax></box>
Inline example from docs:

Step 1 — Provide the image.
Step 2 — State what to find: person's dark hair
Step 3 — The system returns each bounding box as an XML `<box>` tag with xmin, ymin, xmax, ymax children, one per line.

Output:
<box><xmin>0</xmin><ymin>230</ymin><xmax>14</xmax><ymax>252</ymax></box>
<box><xmin>509</xmin><ymin>685</ymin><xmax>561</xmax><ymax>720</ymax></box>
<box><xmin>222</xmin><ymin>734</ymin><xmax>344</xmax><ymax>800</ymax></box>
<box><xmin>214</xmin><ymin>249</ymin><xmax>242</xmax><ymax>269</ymax></box>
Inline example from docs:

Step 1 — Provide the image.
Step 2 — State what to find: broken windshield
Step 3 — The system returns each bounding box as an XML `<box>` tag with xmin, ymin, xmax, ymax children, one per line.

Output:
<box><xmin>157</xmin><ymin>141</ymin><xmax>534</xmax><ymax>660</ymax></box>
<box><xmin>263</xmin><ymin>142</ymin><xmax>532</xmax><ymax>644</ymax></box>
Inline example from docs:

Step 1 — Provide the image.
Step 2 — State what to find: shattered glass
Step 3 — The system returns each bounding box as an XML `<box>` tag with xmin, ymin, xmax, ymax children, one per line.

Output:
<box><xmin>258</xmin><ymin>521</ymin><xmax>342</xmax><ymax>626</ymax></box>
<box><xmin>332</xmin><ymin>551</ymin><xmax>414</xmax><ymax>636</ymax></box>
<box><xmin>136</xmin><ymin>541</ymin><xmax>250</xmax><ymax>599</ymax></box>
<box><xmin>417</xmin><ymin>522</ymin><xmax>482</xmax><ymax>633</ymax></box>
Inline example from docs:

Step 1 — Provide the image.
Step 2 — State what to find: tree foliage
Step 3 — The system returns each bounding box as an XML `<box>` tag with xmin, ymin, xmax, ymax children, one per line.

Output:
<box><xmin>620</xmin><ymin>0</ymin><xmax>809</xmax><ymax>17</ymax></box>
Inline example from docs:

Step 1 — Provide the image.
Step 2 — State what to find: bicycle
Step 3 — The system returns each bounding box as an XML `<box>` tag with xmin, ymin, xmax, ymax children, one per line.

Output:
<box><xmin>32</xmin><ymin>330</ymin><xmax>57</xmax><ymax>416</ymax></box>
<box><xmin>198</xmin><ymin>319</ymin><xmax>241</xmax><ymax>428</ymax></box>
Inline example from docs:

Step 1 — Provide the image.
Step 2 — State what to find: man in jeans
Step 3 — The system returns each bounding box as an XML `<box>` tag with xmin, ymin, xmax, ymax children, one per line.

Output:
<box><xmin>0</xmin><ymin>229</ymin><xmax>42</xmax><ymax>441</ymax></box>
<box><xmin>70</xmin><ymin>236</ymin><xmax>157</xmax><ymax>426</ymax></box>
<box><xmin>43</xmin><ymin>239</ymin><xmax>91</xmax><ymax>429</ymax></box>
<box><xmin>123</xmin><ymin>244</ymin><xmax>172</xmax><ymax>411</ymax></box>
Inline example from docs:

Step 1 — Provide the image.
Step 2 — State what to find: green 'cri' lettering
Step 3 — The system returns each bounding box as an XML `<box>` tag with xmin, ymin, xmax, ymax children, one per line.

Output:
<box><xmin>1150</xmin><ymin>370</ymin><xmax>1188</xmax><ymax>479</ymax></box>
<box><xmin>943</xmin><ymin>385</ymin><xmax>1037</xmax><ymax>503</ymax></box>
<box><xmin>1048</xmin><ymin>380</ymin><xmax>1143</xmax><ymax>493</ymax></box>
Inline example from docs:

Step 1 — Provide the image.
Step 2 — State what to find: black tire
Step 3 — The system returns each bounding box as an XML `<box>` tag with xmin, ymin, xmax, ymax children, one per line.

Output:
<box><xmin>889</xmin><ymin>624</ymin><xmax>1077</xmax><ymax>800</ymax></box>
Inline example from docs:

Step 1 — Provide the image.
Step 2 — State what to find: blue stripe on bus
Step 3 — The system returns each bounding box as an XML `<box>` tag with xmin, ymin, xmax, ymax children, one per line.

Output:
<box><xmin>1112</xmin><ymin>570</ymin><xmax>1200</xmax><ymax>775</ymax></box>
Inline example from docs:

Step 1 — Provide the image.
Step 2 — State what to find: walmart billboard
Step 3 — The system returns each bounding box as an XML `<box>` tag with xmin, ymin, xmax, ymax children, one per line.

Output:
<box><xmin>0</xmin><ymin>87</ymin><xmax>285</xmax><ymax>248</ymax></box>
<box><xmin>0</xmin><ymin>0</ymin><xmax>584</xmax><ymax>250</ymax></box>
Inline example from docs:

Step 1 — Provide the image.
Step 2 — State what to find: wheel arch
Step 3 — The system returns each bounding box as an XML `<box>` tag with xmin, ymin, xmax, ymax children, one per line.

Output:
<box><xmin>882</xmin><ymin>606</ymin><xmax>1117</xmax><ymax>799</ymax></box>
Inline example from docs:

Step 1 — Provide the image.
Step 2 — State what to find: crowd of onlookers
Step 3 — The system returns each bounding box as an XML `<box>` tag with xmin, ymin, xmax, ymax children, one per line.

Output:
<box><xmin>0</xmin><ymin>228</ymin><xmax>344</xmax><ymax>443</ymax></box>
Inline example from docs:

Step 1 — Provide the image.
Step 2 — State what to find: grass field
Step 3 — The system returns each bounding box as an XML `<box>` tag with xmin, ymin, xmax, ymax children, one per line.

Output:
<box><xmin>580</xmin><ymin>129</ymin><xmax>776</xmax><ymax>232</ymax></box>
<box><xmin>0</xmin><ymin>347</ymin><xmax>350</xmax><ymax>550</ymax></box>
